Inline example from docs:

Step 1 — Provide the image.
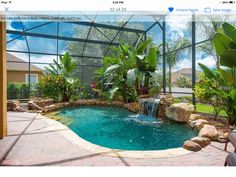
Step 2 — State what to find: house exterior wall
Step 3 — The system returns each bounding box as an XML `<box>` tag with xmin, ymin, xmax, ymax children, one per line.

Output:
<box><xmin>7</xmin><ymin>71</ymin><xmax>44</xmax><ymax>83</ymax></box>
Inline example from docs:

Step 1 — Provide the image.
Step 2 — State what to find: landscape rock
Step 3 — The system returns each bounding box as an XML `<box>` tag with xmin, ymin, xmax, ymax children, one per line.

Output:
<box><xmin>7</xmin><ymin>100</ymin><xmax>24</xmax><ymax>112</ymax></box>
<box><xmin>31</xmin><ymin>99</ymin><xmax>54</xmax><ymax>107</ymax></box>
<box><xmin>192</xmin><ymin>119</ymin><xmax>209</xmax><ymax>131</ymax></box>
<box><xmin>156</xmin><ymin>94</ymin><xmax>173</xmax><ymax>118</ymax></box>
<box><xmin>183</xmin><ymin>140</ymin><xmax>202</xmax><ymax>151</ymax></box>
<box><xmin>218</xmin><ymin>135</ymin><xmax>227</xmax><ymax>143</ymax></box>
<box><xmin>191</xmin><ymin>136</ymin><xmax>211</xmax><ymax>147</ymax></box>
<box><xmin>28</xmin><ymin>101</ymin><xmax>42</xmax><ymax>110</ymax></box>
<box><xmin>127</xmin><ymin>102</ymin><xmax>141</xmax><ymax>113</ymax></box>
<box><xmin>166</xmin><ymin>103</ymin><xmax>195</xmax><ymax>122</ymax></box>
<box><xmin>55</xmin><ymin>102</ymin><xmax>70</xmax><ymax>109</ymax></box>
<box><xmin>189</xmin><ymin>114</ymin><xmax>202</xmax><ymax>121</ymax></box>
<box><xmin>42</xmin><ymin>104</ymin><xmax>56</xmax><ymax>113</ymax></box>
<box><xmin>199</xmin><ymin>125</ymin><xmax>219</xmax><ymax>141</ymax></box>
<box><xmin>188</xmin><ymin>120</ymin><xmax>196</xmax><ymax>128</ymax></box>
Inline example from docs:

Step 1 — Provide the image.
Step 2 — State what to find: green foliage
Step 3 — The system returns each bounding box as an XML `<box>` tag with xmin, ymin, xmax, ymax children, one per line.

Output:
<box><xmin>166</xmin><ymin>38</ymin><xmax>191</xmax><ymax>92</ymax></box>
<box><xmin>94</xmin><ymin>37</ymin><xmax>161</xmax><ymax>102</ymax></box>
<box><xmin>175</xmin><ymin>76</ymin><xmax>191</xmax><ymax>88</ymax></box>
<box><xmin>39</xmin><ymin>75</ymin><xmax>65</xmax><ymax>102</ymax></box>
<box><xmin>213</xmin><ymin>22</ymin><xmax>236</xmax><ymax>68</ymax></box>
<box><xmin>39</xmin><ymin>52</ymin><xmax>83</xmax><ymax>102</ymax></box>
<box><xmin>194</xmin><ymin>73</ymin><xmax>222</xmax><ymax>118</ymax></box>
<box><xmin>7</xmin><ymin>82</ymin><xmax>32</xmax><ymax>99</ymax></box>
<box><xmin>67</xmin><ymin>23</ymin><xmax>145</xmax><ymax>85</ymax></box>
<box><xmin>194</xmin><ymin>22</ymin><xmax>236</xmax><ymax>125</ymax></box>
<box><xmin>198</xmin><ymin>63</ymin><xmax>236</xmax><ymax>125</ymax></box>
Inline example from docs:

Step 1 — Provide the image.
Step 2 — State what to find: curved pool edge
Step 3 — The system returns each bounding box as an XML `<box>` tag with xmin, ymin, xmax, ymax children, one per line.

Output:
<box><xmin>40</xmin><ymin>114</ymin><xmax>193</xmax><ymax>159</ymax></box>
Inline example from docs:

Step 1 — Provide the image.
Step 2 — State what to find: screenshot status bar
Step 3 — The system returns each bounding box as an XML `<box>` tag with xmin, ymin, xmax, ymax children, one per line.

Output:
<box><xmin>0</xmin><ymin>0</ymin><xmax>235</xmax><ymax>14</ymax></box>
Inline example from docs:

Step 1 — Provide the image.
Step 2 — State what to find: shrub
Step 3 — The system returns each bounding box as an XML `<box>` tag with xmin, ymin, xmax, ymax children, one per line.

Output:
<box><xmin>194</xmin><ymin>73</ymin><xmax>222</xmax><ymax>118</ymax></box>
<box><xmin>38</xmin><ymin>74</ymin><xmax>65</xmax><ymax>102</ymax></box>
<box><xmin>175</xmin><ymin>76</ymin><xmax>191</xmax><ymax>88</ymax></box>
<box><xmin>39</xmin><ymin>52</ymin><xmax>83</xmax><ymax>102</ymax></box>
<box><xmin>7</xmin><ymin>82</ymin><xmax>37</xmax><ymax>99</ymax></box>
<box><xmin>38</xmin><ymin>74</ymin><xmax>83</xmax><ymax>102</ymax></box>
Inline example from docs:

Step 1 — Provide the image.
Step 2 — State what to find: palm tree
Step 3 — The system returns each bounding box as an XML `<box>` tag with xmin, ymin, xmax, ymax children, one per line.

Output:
<box><xmin>191</xmin><ymin>15</ymin><xmax>228</xmax><ymax>68</ymax></box>
<box><xmin>166</xmin><ymin>38</ymin><xmax>190</xmax><ymax>93</ymax></box>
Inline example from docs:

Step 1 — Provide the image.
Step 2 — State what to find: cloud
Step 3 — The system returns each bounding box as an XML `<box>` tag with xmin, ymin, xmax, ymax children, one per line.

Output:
<box><xmin>172</xmin><ymin>55</ymin><xmax>216</xmax><ymax>71</ymax></box>
<box><xmin>7</xmin><ymin>39</ymin><xmax>28</xmax><ymax>56</ymax></box>
<box><xmin>196</xmin><ymin>56</ymin><xmax>216</xmax><ymax>69</ymax></box>
<box><xmin>173</xmin><ymin>58</ymin><xmax>191</xmax><ymax>71</ymax></box>
<box><xmin>166</xmin><ymin>15</ymin><xmax>191</xmax><ymax>29</ymax></box>
<box><xmin>165</xmin><ymin>15</ymin><xmax>191</xmax><ymax>40</ymax></box>
<box><xmin>6</xmin><ymin>22</ymin><xmax>14</xmax><ymax>30</ymax></box>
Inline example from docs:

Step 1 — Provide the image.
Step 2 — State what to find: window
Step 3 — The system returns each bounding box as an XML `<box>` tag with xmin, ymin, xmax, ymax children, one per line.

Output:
<box><xmin>25</xmin><ymin>74</ymin><xmax>38</xmax><ymax>84</ymax></box>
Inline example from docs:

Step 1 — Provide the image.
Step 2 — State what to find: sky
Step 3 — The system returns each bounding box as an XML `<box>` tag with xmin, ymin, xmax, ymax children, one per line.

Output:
<box><xmin>6</xmin><ymin>14</ymin><xmax>218</xmax><ymax>71</ymax></box>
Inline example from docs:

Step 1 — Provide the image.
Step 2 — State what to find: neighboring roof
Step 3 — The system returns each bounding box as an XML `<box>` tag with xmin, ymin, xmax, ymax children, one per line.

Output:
<box><xmin>7</xmin><ymin>53</ymin><xmax>43</xmax><ymax>72</ymax></box>
<box><xmin>171</xmin><ymin>68</ymin><xmax>202</xmax><ymax>83</ymax></box>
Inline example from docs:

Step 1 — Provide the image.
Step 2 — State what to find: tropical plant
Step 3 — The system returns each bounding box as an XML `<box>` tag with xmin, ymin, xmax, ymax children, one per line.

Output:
<box><xmin>166</xmin><ymin>38</ymin><xmax>190</xmax><ymax>93</ymax></box>
<box><xmin>39</xmin><ymin>74</ymin><xmax>66</xmax><ymax>102</ymax></box>
<box><xmin>196</xmin><ymin>22</ymin><xmax>236</xmax><ymax>125</ymax></box>
<box><xmin>39</xmin><ymin>52</ymin><xmax>82</xmax><ymax>102</ymax></box>
<box><xmin>212</xmin><ymin>22</ymin><xmax>236</xmax><ymax>125</ymax></box>
<box><xmin>94</xmin><ymin>37</ymin><xmax>161</xmax><ymax>102</ymax></box>
<box><xmin>194</xmin><ymin>73</ymin><xmax>222</xmax><ymax>118</ymax></box>
<box><xmin>45</xmin><ymin>52</ymin><xmax>76</xmax><ymax>79</ymax></box>
<box><xmin>67</xmin><ymin>22</ymin><xmax>145</xmax><ymax>85</ymax></box>
<box><xmin>198</xmin><ymin>63</ymin><xmax>235</xmax><ymax>124</ymax></box>
<box><xmin>175</xmin><ymin>76</ymin><xmax>191</xmax><ymax>88</ymax></box>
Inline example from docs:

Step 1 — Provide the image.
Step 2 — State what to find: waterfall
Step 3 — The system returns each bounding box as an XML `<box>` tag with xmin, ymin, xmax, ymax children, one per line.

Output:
<box><xmin>139</xmin><ymin>98</ymin><xmax>160</xmax><ymax>117</ymax></box>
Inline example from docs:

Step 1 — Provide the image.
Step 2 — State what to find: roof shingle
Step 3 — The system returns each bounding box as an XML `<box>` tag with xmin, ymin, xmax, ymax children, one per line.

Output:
<box><xmin>7</xmin><ymin>53</ymin><xmax>43</xmax><ymax>72</ymax></box>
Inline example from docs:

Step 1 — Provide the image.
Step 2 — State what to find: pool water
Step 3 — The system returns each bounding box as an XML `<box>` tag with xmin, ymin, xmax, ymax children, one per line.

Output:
<box><xmin>56</xmin><ymin>106</ymin><xmax>196</xmax><ymax>150</ymax></box>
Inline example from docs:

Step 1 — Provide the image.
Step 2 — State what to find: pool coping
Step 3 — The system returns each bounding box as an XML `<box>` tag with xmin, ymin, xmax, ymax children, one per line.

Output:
<box><xmin>40</xmin><ymin>114</ymin><xmax>193</xmax><ymax>159</ymax></box>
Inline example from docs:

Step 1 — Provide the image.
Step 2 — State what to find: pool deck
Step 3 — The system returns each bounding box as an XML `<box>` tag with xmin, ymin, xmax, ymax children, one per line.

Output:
<box><xmin>0</xmin><ymin>112</ymin><xmax>234</xmax><ymax>166</ymax></box>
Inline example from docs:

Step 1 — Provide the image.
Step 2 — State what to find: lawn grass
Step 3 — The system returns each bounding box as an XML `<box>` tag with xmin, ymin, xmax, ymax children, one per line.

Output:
<box><xmin>173</xmin><ymin>98</ymin><xmax>227</xmax><ymax>117</ymax></box>
<box><xmin>196</xmin><ymin>103</ymin><xmax>227</xmax><ymax>117</ymax></box>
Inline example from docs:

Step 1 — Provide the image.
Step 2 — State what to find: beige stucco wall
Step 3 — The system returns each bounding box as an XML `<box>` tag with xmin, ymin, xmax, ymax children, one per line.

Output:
<box><xmin>7</xmin><ymin>71</ymin><xmax>44</xmax><ymax>83</ymax></box>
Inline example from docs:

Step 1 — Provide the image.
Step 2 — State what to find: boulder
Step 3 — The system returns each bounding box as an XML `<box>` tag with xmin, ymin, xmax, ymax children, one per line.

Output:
<box><xmin>183</xmin><ymin>140</ymin><xmax>202</xmax><ymax>151</ymax></box>
<box><xmin>218</xmin><ymin>135</ymin><xmax>227</xmax><ymax>143</ymax></box>
<box><xmin>188</xmin><ymin>120</ymin><xmax>196</xmax><ymax>129</ymax></box>
<box><xmin>55</xmin><ymin>102</ymin><xmax>70</xmax><ymax>109</ymax></box>
<box><xmin>28</xmin><ymin>101</ymin><xmax>42</xmax><ymax>110</ymax></box>
<box><xmin>191</xmin><ymin>137</ymin><xmax>211</xmax><ymax>147</ymax></box>
<box><xmin>166</xmin><ymin>103</ymin><xmax>195</xmax><ymax>122</ymax></box>
<box><xmin>31</xmin><ymin>99</ymin><xmax>54</xmax><ymax>107</ymax></box>
<box><xmin>42</xmin><ymin>104</ymin><xmax>56</xmax><ymax>113</ymax></box>
<box><xmin>192</xmin><ymin>119</ymin><xmax>209</xmax><ymax>131</ymax></box>
<box><xmin>199</xmin><ymin>125</ymin><xmax>219</xmax><ymax>141</ymax></box>
<box><xmin>7</xmin><ymin>100</ymin><xmax>22</xmax><ymax>111</ymax></box>
<box><xmin>189</xmin><ymin>114</ymin><xmax>202</xmax><ymax>121</ymax></box>
<box><xmin>127</xmin><ymin>102</ymin><xmax>141</xmax><ymax>113</ymax></box>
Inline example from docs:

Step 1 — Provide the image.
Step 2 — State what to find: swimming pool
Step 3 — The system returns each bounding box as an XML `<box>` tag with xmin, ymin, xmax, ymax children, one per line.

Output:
<box><xmin>55</xmin><ymin>106</ymin><xmax>196</xmax><ymax>150</ymax></box>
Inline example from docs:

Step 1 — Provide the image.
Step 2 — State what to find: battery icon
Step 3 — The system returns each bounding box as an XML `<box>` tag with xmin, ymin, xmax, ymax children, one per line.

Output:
<box><xmin>229</xmin><ymin>1</ymin><xmax>235</xmax><ymax>3</ymax></box>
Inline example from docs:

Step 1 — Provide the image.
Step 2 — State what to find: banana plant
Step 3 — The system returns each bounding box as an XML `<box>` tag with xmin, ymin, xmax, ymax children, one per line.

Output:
<box><xmin>45</xmin><ymin>52</ymin><xmax>77</xmax><ymax>83</ymax></box>
<box><xmin>220</xmin><ymin>89</ymin><xmax>236</xmax><ymax>125</ymax></box>
<box><xmin>44</xmin><ymin>52</ymin><xmax>78</xmax><ymax>102</ymax></box>
<box><xmin>212</xmin><ymin>22</ymin><xmax>236</xmax><ymax>88</ymax></box>
<box><xmin>198</xmin><ymin>63</ymin><xmax>236</xmax><ymax>125</ymax></box>
<box><xmin>97</xmin><ymin>37</ymin><xmax>160</xmax><ymax>102</ymax></box>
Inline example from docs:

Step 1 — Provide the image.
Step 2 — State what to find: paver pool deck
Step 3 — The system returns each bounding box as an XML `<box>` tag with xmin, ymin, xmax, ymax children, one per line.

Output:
<box><xmin>0</xmin><ymin>112</ymin><xmax>234</xmax><ymax>166</ymax></box>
